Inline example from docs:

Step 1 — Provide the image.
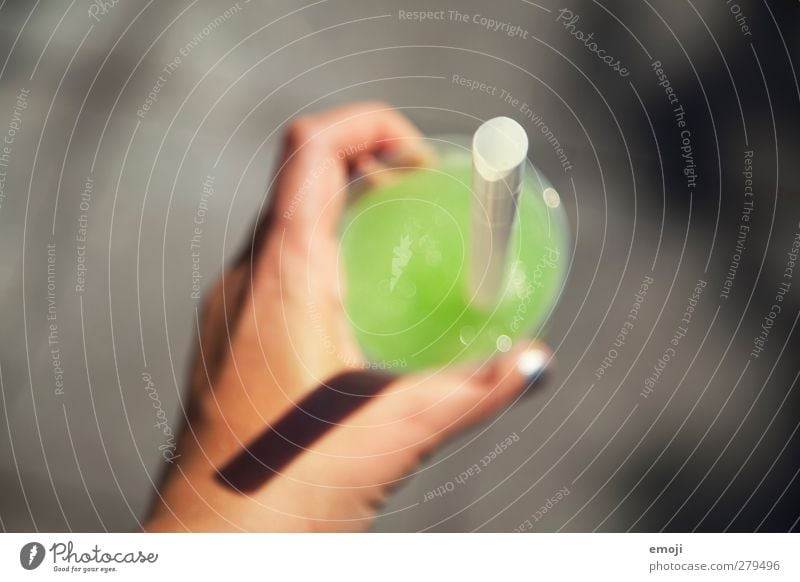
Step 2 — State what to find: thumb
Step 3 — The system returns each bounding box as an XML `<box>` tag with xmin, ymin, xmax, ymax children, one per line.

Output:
<box><xmin>207</xmin><ymin>343</ymin><xmax>552</xmax><ymax>532</ymax></box>
<box><xmin>214</xmin><ymin>343</ymin><xmax>551</xmax><ymax>502</ymax></box>
<box><xmin>384</xmin><ymin>342</ymin><xmax>552</xmax><ymax>458</ymax></box>
<box><xmin>296</xmin><ymin>342</ymin><xmax>553</xmax><ymax>494</ymax></box>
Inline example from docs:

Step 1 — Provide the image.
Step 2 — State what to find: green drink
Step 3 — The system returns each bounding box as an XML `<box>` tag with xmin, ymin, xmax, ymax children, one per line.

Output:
<box><xmin>340</xmin><ymin>124</ymin><xmax>568</xmax><ymax>372</ymax></box>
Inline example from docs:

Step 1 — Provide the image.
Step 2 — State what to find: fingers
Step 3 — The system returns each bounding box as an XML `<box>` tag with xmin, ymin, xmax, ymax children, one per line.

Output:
<box><xmin>269</xmin><ymin>102</ymin><xmax>429</xmax><ymax>251</ymax></box>
<box><xmin>241</xmin><ymin>103</ymin><xmax>431</xmax><ymax>350</ymax></box>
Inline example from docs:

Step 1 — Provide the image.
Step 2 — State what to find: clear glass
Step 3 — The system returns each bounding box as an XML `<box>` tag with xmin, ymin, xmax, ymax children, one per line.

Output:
<box><xmin>340</xmin><ymin>137</ymin><xmax>569</xmax><ymax>372</ymax></box>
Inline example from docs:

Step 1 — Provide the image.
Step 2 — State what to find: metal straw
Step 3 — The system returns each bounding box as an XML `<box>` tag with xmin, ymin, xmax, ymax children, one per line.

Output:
<box><xmin>469</xmin><ymin>116</ymin><xmax>529</xmax><ymax>307</ymax></box>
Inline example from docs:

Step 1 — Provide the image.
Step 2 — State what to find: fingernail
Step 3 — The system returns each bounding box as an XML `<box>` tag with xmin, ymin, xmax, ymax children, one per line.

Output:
<box><xmin>379</xmin><ymin>140</ymin><xmax>437</xmax><ymax>168</ymax></box>
<box><xmin>516</xmin><ymin>348</ymin><xmax>551</xmax><ymax>397</ymax></box>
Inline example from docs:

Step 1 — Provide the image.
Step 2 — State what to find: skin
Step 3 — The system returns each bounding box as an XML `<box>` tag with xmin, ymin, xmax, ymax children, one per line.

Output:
<box><xmin>144</xmin><ymin>102</ymin><xmax>550</xmax><ymax>532</ymax></box>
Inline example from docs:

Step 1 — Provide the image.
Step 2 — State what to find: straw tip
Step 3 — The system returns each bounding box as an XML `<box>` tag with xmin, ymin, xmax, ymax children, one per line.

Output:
<box><xmin>472</xmin><ymin>117</ymin><xmax>529</xmax><ymax>181</ymax></box>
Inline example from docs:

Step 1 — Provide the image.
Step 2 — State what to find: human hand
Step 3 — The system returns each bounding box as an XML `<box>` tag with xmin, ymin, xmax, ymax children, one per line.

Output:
<box><xmin>145</xmin><ymin>102</ymin><xmax>551</xmax><ymax>532</ymax></box>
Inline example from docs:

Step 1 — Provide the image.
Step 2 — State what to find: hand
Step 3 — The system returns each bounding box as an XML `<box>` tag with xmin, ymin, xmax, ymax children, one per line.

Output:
<box><xmin>144</xmin><ymin>102</ymin><xmax>551</xmax><ymax>532</ymax></box>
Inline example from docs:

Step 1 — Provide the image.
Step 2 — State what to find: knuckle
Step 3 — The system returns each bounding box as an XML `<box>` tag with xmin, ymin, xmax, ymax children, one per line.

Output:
<box><xmin>285</xmin><ymin>116</ymin><xmax>318</xmax><ymax>149</ymax></box>
<box><xmin>364</xmin><ymin>100</ymin><xmax>393</xmax><ymax>113</ymax></box>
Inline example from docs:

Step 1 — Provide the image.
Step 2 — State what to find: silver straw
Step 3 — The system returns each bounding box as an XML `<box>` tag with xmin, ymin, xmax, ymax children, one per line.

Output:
<box><xmin>469</xmin><ymin>117</ymin><xmax>529</xmax><ymax>307</ymax></box>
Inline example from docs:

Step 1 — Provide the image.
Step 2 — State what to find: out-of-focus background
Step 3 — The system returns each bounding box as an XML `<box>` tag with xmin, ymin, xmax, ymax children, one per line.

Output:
<box><xmin>0</xmin><ymin>0</ymin><xmax>798</xmax><ymax>532</ymax></box>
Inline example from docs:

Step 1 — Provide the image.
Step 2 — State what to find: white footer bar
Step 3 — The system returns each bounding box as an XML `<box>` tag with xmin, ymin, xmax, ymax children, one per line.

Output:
<box><xmin>0</xmin><ymin>533</ymin><xmax>796</xmax><ymax>580</ymax></box>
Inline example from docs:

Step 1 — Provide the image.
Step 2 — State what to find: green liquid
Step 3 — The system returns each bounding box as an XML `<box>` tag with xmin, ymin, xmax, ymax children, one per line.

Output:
<box><xmin>341</xmin><ymin>159</ymin><xmax>567</xmax><ymax>372</ymax></box>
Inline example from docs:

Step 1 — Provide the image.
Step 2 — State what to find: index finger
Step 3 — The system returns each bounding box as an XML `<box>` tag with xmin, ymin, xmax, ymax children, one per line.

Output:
<box><xmin>270</xmin><ymin>102</ymin><xmax>429</xmax><ymax>248</ymax></box>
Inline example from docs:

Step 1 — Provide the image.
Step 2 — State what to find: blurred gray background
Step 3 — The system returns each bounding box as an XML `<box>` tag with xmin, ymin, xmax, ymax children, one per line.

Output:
<box><xmin>0</xmin><ymin>0</ymin><xmax>798</xmax><ymax>532</ymax></box>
